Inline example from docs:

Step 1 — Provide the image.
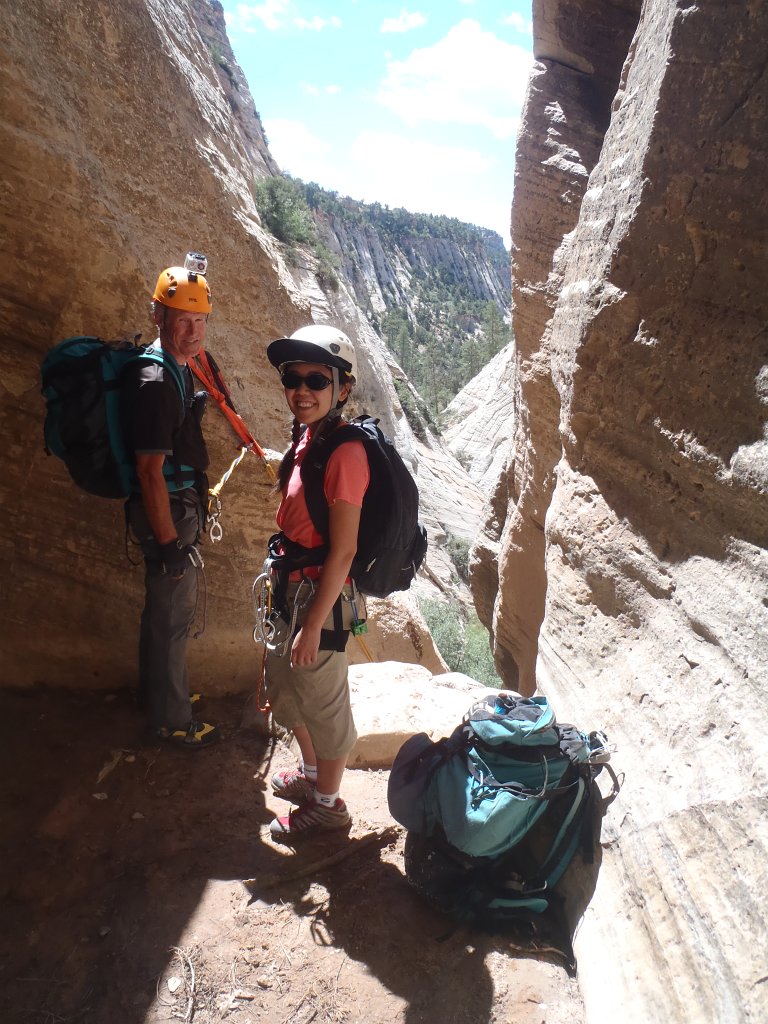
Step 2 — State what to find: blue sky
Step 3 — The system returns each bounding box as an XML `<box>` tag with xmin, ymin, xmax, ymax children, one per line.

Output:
<box><xmin>220</xmin><ymin>2</ymin><xmax>534</xmax><ymax>247</ymax></box>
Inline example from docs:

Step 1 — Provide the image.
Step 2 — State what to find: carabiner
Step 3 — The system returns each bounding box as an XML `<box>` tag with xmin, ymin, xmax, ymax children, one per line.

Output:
<box><xmin>207</xmin><ymin>494</ymin><xmax>224</xmax><ymax>544</ymax></box>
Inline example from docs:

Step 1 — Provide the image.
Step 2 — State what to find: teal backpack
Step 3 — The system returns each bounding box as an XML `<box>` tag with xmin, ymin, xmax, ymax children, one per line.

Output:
<box><xmin>388</xmin><ymin>692</ymin><xmax>619</xmax><ymax>921</ymax></box>
<box><xmin>41</xmin><ymin>337</ymin><xmax>195</xmax><ymax>498</ymax></box>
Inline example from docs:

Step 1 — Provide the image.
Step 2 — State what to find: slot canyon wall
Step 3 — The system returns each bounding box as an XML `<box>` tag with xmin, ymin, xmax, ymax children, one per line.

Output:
<box><xmin>473</xmin><ymin>0</ymin><xmax>767</xmax><ymax>1019</ymax></box>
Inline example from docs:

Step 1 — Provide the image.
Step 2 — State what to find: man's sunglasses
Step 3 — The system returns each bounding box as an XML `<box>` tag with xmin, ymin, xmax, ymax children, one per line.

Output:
<box><xmin>280</xmin><ymin>371</ymin><xmax>333</xmax><ymax>391</ymax></box>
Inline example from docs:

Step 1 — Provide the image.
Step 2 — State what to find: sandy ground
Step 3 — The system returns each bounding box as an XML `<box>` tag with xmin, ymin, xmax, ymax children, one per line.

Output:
<box><xmin>0</xmin><ymin>687</ymin><xmax>584</xmax><ymax>1024</ymax></box>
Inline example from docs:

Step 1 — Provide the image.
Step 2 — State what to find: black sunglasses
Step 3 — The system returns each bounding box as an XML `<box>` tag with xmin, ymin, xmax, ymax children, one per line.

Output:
<box><xmin>280</xmin><ymin>371</ymin><xmax>333</xmax><ymax>391</ymax></box>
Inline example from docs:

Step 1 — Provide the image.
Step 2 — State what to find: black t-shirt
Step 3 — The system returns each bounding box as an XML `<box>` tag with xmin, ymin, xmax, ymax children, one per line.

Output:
<box><xmin>121</xmin><ymin>348</ymin><xmax>209</xmax><ymax>474</ymax></box>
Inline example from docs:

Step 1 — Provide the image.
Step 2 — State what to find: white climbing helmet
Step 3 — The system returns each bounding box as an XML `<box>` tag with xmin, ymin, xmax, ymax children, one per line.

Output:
<box><xmin>267</xmin><ymin>324</ymin><xmax>357</xmax><ymax>382</ymax></box>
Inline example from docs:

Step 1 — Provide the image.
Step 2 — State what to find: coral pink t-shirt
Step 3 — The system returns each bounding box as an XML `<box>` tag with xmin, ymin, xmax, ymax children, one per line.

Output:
<box><xmin>277</xmin><ymin>427</ymin><xmax>370</xmax><ymax>549</ymax></box>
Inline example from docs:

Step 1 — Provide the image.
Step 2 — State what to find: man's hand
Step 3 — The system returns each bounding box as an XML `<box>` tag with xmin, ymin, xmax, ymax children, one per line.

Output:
<box><xmin>158</xmin><ymin>539</ymin><xmax>204</xmax><ymax>578</ymax></box>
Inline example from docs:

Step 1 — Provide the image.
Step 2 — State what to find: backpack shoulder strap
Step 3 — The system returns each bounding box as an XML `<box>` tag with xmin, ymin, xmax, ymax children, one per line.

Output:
<box><xmin>132</xmin><ymin>345</ymin><xmax>187</xmax><ymax>403</ymax></box>
<box><xmin>300</xmin><ymin>417</ymin><xmax>374</xmax><ymax>539</ymax></box>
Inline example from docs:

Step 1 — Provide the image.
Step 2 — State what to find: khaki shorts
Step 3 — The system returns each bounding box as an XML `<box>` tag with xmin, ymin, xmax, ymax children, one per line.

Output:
<box><xmin>265</xmin><ymin>582</ymin><xmax>363</xmax><ymax>760</ymax></box>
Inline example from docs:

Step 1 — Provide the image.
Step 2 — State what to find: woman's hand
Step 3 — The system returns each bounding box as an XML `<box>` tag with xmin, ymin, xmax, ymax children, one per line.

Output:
<box><xmin>291</xmin><ymin>622</ymin><xmax>322</xmax><ymax>667</ymax></box>
<box><xmin>289</xmin><ymin>499</ymin><xmax>362</xmax><ymax>668</ymax></box>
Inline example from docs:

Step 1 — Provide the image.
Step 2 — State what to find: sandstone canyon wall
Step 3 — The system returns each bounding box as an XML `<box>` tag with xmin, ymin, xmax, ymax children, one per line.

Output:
<box><xmin>479</xmin><ymin>1</ymin><xmax>767</xmax><ymax>1020</ymax></box>
<box><xmin>0</xmin><ymin>0</ymin><xmax>465</xmax><ymax>690</ymax></box>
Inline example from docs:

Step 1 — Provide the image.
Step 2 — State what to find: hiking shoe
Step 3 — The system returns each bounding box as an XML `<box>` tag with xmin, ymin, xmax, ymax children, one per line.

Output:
<box><xmin>269</xmin><ymin>798</ymin><xmax>351</xmax><ymax>843</ymax></box>
<box><xmin>157</xmin><ymin>720</ymin><xmax>219</xmax><ymax>749</ymax></box>
<box><xmin>271</xmin><ymin>767</ymin><xmax>316</xmax><ymax>803</ymax></box>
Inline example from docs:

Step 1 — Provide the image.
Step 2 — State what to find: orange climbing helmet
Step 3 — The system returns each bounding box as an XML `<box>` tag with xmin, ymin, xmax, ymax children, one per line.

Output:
<box><xmin>152</xmin><ymin>262</ymin><xmax>212</xmax><ymax>313</ymax></box>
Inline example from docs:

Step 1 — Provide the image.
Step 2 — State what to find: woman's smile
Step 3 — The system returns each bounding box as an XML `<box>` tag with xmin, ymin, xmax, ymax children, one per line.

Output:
<box><xmin>283</xmin><ymin>362</ymin><xmax>335</xmax><ymax>424</ymax></box>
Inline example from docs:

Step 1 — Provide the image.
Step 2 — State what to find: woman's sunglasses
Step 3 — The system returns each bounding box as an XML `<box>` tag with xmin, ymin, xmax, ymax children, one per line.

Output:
<box><xmin>280</xmin><ymin>371</ymin><xmax>333</xmax><ymax>391</ymax></box>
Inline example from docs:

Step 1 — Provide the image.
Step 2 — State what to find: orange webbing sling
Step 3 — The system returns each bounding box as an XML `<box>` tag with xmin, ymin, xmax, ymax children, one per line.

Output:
<box><xmin>190</xmin><ymin>349</ymin><xmax>276</xmax><ymax>541</ymax></box>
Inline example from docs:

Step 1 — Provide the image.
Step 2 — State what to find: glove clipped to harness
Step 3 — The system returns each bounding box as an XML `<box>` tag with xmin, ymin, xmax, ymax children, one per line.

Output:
<box><xmin>191</xmin><ymin>390</ymin><xmax>208</xmax><ymax>425</ymax></box>
<box><xmin>158</xmin><ymin>539</ymin><xmax>204</xmax><ymax>576</ymax></box>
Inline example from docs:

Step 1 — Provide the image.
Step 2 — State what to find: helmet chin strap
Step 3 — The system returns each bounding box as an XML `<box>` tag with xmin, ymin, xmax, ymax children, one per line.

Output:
<box><xmin>330</xmin><ymin>366</ymin><xmax>341</xmax><ymax>410</ymax></box>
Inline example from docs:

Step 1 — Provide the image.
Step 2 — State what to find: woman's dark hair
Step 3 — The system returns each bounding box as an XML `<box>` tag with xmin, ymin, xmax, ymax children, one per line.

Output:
<box><xmin>275</xmin><ymin>417</ymin><xmax>304</xmax><ymax>493</ymax></box>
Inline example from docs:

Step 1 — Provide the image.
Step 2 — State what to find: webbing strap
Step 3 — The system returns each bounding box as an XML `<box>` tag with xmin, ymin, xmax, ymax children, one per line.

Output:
<box><xmin>190</xmin><ymin>349</ymin><xmax>275</xmax><ymax>483</ymax></box>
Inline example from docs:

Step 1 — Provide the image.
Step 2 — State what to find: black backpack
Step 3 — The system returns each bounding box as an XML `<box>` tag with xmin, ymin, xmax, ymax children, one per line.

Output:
<box><xmin>41</xmin><ymin>336</ymin><xmax>191</xmax><ymax>499</ymax></box>
<box><xmin>298</xmin><ymin>414</ymin><xmax>428</xmax><ymax>598</ymax></box>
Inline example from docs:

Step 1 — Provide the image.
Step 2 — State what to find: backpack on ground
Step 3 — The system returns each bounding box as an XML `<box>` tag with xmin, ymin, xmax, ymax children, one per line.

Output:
<box><xmin>387</xmin><ymin>691</ymin><xmax>619</xmax><ymax>922</ymax></box>
<box><xmin>41</xmin><ymin>336</ymin><xmax>190</xmax><ymax>499</ymax></box>
<box><xmin>293</xmin><ymin>414</ymin><xmax>428</xmax><ymax>598</ymax></box>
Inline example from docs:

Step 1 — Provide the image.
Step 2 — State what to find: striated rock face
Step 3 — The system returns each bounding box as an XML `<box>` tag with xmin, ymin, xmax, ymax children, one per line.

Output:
<box><xmin>318</xmin><ymin>208</ymin><xmax>510</xmax><ymax>321</ymax></box>
<box><xmin>0</xmin><ymin>0</ymin><xmax>469</xmax><ymax>691</ymax></box>
<box><xmin>493</xmin><ymin>1</ymin><xmax>768</xmax><ymax>1020</ymax></box>
<box><xmin>1</xmin><ymin>0</ymin><xmax>304</xmax><ymax>692</ymax></box>
<box><xmin>442</xmin><ymin>342</ymin><xmax>517</xmax><ymax>494</ymax></box>
<box><xmin>472</xmin><ymin>0</ymin><xmax>641</xmax><ymax>692</ymax></box>
<box><xmin>197</xmin><ymin>0</ymin><xmax>280</xmax><ymax>178</ymax></box>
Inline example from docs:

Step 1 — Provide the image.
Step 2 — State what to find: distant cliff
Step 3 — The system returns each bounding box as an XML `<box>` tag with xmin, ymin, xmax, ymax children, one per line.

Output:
<box><xmin>302</xmin><ymin>189</ymin><xmax>510</xmax><ymax>318</ymax></box>
<box><xmin>292</xmin><ymin>184</ymin><xmax>512</xmax><ymax>416</ymax></box>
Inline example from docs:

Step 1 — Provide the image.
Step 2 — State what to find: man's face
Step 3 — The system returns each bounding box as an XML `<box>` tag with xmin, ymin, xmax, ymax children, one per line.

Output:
<box><xmin>156</xmin><ymin>306</ymin><xmax>208</xmax><ymax>364</ymax></box>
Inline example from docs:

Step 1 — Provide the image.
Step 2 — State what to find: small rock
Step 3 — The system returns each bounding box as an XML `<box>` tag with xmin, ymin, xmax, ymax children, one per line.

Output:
<box><xmin>92</xmin><ymin>792</ymin><xmax>108</xmax><ymax>801</ymax></box>
<box><xmin>131</xmin><ymin>812</ymin><xmax>145</xmax><ymax>820</ymax></box>
<box><xmin>255</xmin><ymin>976</ymin><xmax>272</xmax><ymax>989</ymax></box>
<box><xmin>167</xmin><ymin>976</ymin><xmax>182</xmax><ymax>993</ymax></box>
<box><xmin>124</xmin><ymin>754</ymin><xmax>136</xmax><ymax>764</ymax></box>
<box><xmin>99</xmin><ymin>926</ymin><xmax>111</xmax><ymax>937</ymax></box>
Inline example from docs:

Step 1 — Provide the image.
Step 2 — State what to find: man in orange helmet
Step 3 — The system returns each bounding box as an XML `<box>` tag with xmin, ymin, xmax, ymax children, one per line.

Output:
<box><xmin>122</xmin><ymin>257</ymin><xmax>219</xmax><ymax>748</ymax></box>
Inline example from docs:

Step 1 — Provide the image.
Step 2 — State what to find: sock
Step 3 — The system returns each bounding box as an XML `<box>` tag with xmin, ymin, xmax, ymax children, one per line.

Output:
<box><xmin>301</xmin><ymin>763</ymin><xmax>318</xmax><ymax>782</ymax></box>
<box><xmin>314</xmin><ymin>790</ymin><xmax>340</xmax><ymax>808</ymax></box>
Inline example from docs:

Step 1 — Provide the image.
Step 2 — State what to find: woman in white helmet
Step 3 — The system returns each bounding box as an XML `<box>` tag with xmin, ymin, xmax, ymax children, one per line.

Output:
<box><xmin>262</xmin><ymin>324</ymin><xmax>368</xmax><ymax>843</ymax></box>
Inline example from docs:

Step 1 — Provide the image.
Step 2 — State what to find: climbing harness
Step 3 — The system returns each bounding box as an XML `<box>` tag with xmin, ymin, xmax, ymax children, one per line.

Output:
<box><xmin>190</xmin><ymin>348</ymin><xmax>276</xmax><ymax>544</ymax></box>
<box><xmin>251</xmin><ymin>534</ymin><xmax>375</xmax><ymax>667</ymax></box>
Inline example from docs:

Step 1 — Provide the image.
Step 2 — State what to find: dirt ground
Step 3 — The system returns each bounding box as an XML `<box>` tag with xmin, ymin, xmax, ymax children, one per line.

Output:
<box><xmin>0</xmin><ymin>687</ymin><xmax>584</xmax><ymax>1024</ymax></box>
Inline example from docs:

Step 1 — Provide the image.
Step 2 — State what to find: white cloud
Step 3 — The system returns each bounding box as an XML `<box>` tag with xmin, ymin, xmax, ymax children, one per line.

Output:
<box><xmin>503</xmin><ymin>12</ymin><xmax>532</xmax><ymax>34</ymax></box>
<box><xmin>264</xmin><ymin>119</ymin><xmax>332</xmax><ymax>173</ymax></box>
<box><xmin>376</xmin><ymin>19</ymin><xmax>532</xmax><ymax>140</ymax></box>
<box><xmin>380</xmin><ymin>10</ymin><xmax>427</xmax><ymax>34</ymax></box>
<box><xmin>346</xmin><ymin>131</ymin><xmax>509</xmax><ymax>237</ymax></box>
<box><xmin>227</xmin><ymin>0</ymin><xmax>291</xmax><ymax>32</ymax></box>
<box><xmin>294</xmin><ymin>15</ymin><xmax>342</xmax><ymax>31</ymax></box>
<box><xmin>300</xmin><ymin>82</ymin><xmax>341</xmax><ymax>96</ymax></box>
<box><xmin>224</xmin><ymin>3</ymin><xmax>340</xmax><ymax>33</ymax></box>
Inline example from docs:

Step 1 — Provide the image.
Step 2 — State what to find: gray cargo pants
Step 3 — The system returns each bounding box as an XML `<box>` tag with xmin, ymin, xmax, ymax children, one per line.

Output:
<box><xmin>127</xmin><ymin>491</ymin><xmax>204</xmax><ymax>732</ymax></box>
